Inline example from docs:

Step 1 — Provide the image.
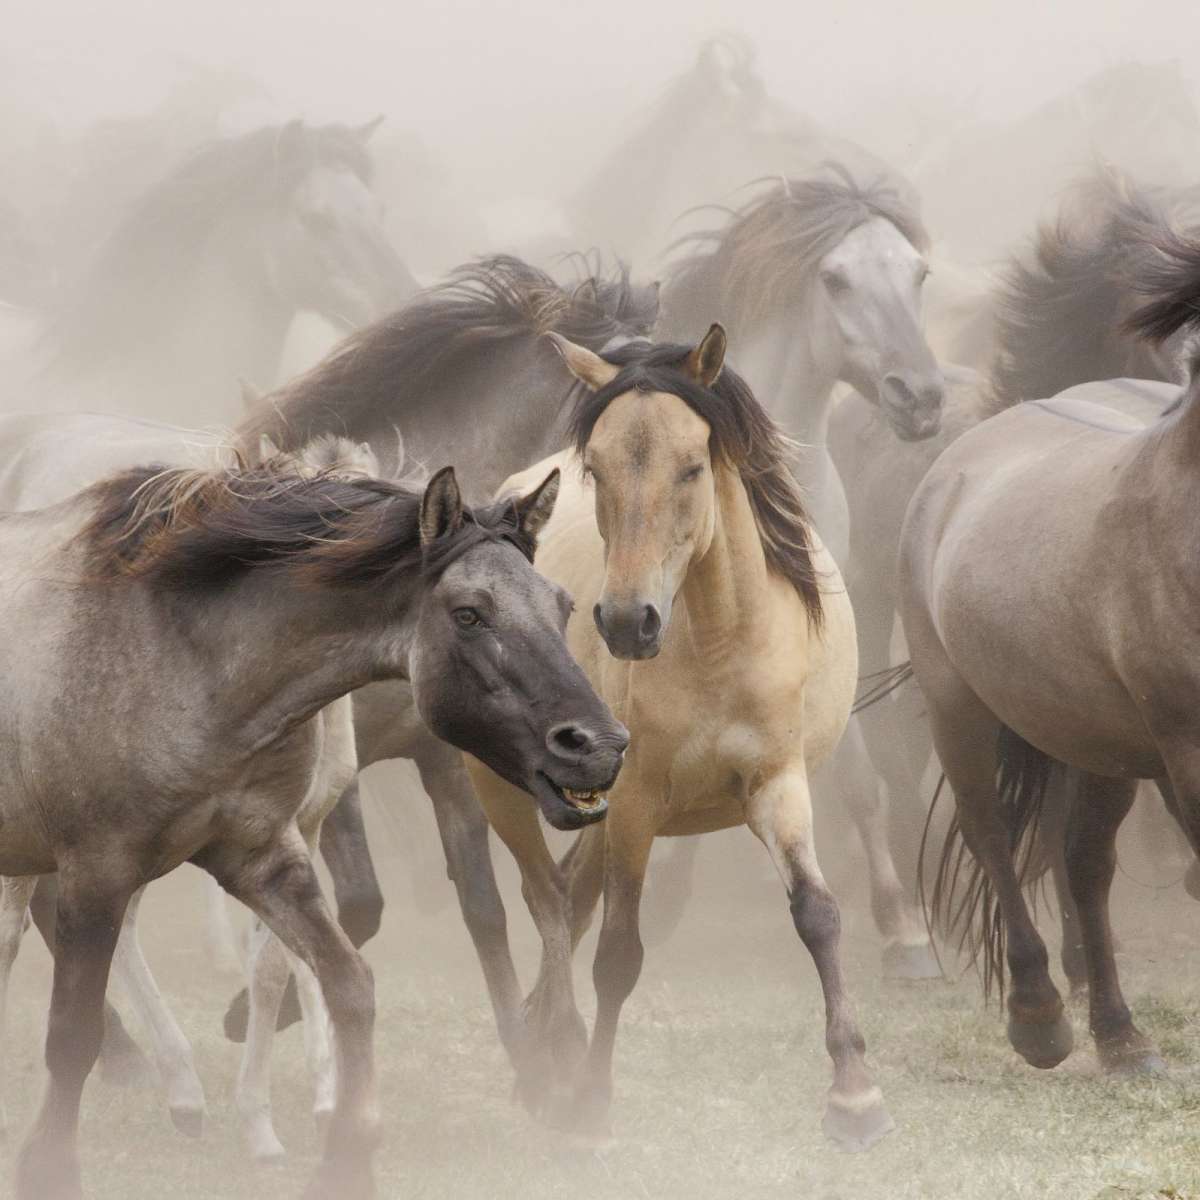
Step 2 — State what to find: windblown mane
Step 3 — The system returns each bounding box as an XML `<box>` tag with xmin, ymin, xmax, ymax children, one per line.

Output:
<box><xmin>43</xmin><ymin>121</ymin><xmax>373</xmax><ymax>367</ymax></box>
<box><xmin>661</xmin><ymin>163</ymin><xmax>929</xmax><ymax>341</ymax></box>
<box><xmin>990</xmin><ymin>170</ymin><xmax>1197</xmax><ymax>406</ymax></box>
<box><xmin>569</xmin><ymin>341</ymin><xmax>824</xmax><ymax>628</ymax></box>
<box><xmin>243</xmin><ymin>254</ymin><xmax>659</xmax><ymax>450</ymax></box>
<box><xmin>79</xmin><ymin>460</ymin><xmax>534</xmax><ymax>592</ymax></box>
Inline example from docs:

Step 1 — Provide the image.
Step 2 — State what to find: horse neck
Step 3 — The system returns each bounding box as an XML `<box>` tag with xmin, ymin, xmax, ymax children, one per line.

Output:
<box><xmin>679</xmin><ymin>462</ymin><xmax>772</xmax><ymax>662</ymax></box>
<box><xmin>740</xmin><ymin>293</ymin><xmax>841</xmax><ymax>448</ymax></box>
<box><xmin>183</xmin><ymin>572</ymin><xmax>414</xmax><ymax>754</ymax></box>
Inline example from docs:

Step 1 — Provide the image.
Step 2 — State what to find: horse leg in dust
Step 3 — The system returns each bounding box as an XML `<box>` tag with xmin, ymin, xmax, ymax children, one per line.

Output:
<box><xmin>201</xmin><ymin>831</ymin><xmax>378</xmax><ymax>1200</ymax></box>
<box><xmin>0</xmin><ymin>876</ymin><xmax>36</xmax><ymax>1140</ymax></box>
<box><xmin>1154</xmin><ymin>776</ymin><xmax>1200</xmax><ymax>900</ymax></box>
<box><xmin>469</xmin><ymin>762</ymin><xmax>586</xmax><ymax>1114</ymax></box>
<box><xmin>415</xmin><ymin>737</ymin><xmax>525</xmax><ymax>1075</ymax></box>
<box><xmin>1038</xmin><ymin>770</ymin><xmax>1089</xmax><ymax>997</ymax></box>
<box><xmin>15</xmin><ymin>861</ymin><xmax>133</xmax><ymax>1200</ymax></box>
<box><xmin>639</xmin><ymin>836</ymin><xmax>701</xmax><ymax>948</ymax></box>
<box><xmin>1065</xmin><ymin>772</ymin><xmax>1165</xmax><ymax>1075</ymax></box>
<box><xmin>109</xmin><ymin>886</ymin><xmax>207</xmax><ymax>1135</ymax></box>
<box><xmin>917</xmin><ymin>637</ymin><xmax>1072</xmax><ymax>1068</ymax></box>
<box><xmin>201</xmin><ymin>870</ymin><xmax>243</xmax><ymax>975</ymax></box>
<box><xmin>28</xmin><ymin>874</ymin><xmax>149</xmax><ymax>1085</ymax></box>
<box><xmin>747</xmin><ymin>766</ymin><xmax>894</xmax><ymax>1151</ymax></box>
<box><xmin>224</xmin><ymin>775</ymin><xmax>379</xmax><ymax>1043</ymax></box>
<box><xmin>821</xmin><ymin>718</ymin><xmax>938</xmax><ymax>980</ymax></box>
<box><xmin>567</xmin><ymin>808</ymin><xmax>655</xmax><ymax>1143</ymax></box>
<box><xmin>848</xmin><ymin>580</ymin><xmax>930</xmax><ymax>883</ymax></box>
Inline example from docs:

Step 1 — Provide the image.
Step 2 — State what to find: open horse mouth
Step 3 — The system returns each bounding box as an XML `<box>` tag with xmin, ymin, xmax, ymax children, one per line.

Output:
<box><xmin>533</xmin><ymin>772</ymin><xmax>612</xmax><ymax>828</ymax></box>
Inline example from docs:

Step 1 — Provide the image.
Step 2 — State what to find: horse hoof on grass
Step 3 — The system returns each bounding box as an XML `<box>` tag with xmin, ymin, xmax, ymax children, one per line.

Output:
<box><xmin>170</xmin><ymin>1105</ymin><xmax>205</xmax><ymax>1139</ymax></box>
<box><xmin>1007</xmin><ymin>1009</ymin><xmax>1074</xmax><ymax>1069</ymax></box>
<box><xmin>1098</xmin><ymin>1035</ymin><xmax>1168</xmax><ymax>1078</ymax></box>
<box><xmin>822</xmin><ymin>1089</ymin><xmax>895</xmax><ymax>1152</ymax></box>
<box><xmin>882</xmin><ymin>941</ymin><xmax>941</xmax><ymax>981</ymax></box>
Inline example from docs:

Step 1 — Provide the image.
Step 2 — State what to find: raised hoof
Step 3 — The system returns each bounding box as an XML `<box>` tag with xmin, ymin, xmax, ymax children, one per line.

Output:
<box><xmin>822</xmin><ymin>1090</ymin><xmax>895</xmax><ymax>1152</ymax></box>
<box><xmin>224</xmin><ymin>978</ymin><xmax>303</xmax><ymax>1043</ymax></box>
<box><xmin>1007</xmin><ymin>1009</ymin><xmax>1074</xmax><ymax>1069</ymax></box>
<box><xmin>882</xmin><ymin>941</ymin><xmax>942</xmax><ymax>982</ymax></box>
<box><xmin>170</xmin><ymin>1105</ymin><xmax>206</xmax><ymax>1139</ymax></box>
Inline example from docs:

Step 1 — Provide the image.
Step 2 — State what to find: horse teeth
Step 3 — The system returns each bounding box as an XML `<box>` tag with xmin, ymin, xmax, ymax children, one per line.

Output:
<box><xmin>563</xmin><ymin>788</ymin><xmax>605</xmax><ymax>809</ymax></box>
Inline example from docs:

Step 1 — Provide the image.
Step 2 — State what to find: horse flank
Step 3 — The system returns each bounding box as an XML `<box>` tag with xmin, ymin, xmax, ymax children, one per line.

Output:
<box><xmin>77</xmin><ymin>459</ymin><xmax>535</xmax><ymax>593</ymax></box>
<box><xmin>661</xmin><ymin>163</ymin><xmax>929</xmax><ymax>342</ymax></box>
<box><xmin>243</xmin><ymin>254</ymin><xmax>659</xmax><ymax>450</ymax></box>
<box><xmin>569</xmin><ymin>339</ymin><xmax>825</xmax><ymax>628</ymax></box>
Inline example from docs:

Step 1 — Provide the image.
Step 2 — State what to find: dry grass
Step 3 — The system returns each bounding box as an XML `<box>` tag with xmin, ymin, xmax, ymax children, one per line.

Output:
<box><xmin>4</xmin><ymin>782</ymin><xmax>1199</xmax><ymax>1200</ymax></box>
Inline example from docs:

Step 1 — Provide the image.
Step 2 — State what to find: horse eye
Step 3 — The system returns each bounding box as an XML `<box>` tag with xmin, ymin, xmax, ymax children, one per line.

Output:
<box><xmin>453</xmin><ymin>608</ymin><xmax>482</xmax><ymax>628</ymax></box>
<box><xmin>680</xmin><ymin>464</ymin><xmax>704</xmax><ymax>483</ymax></box>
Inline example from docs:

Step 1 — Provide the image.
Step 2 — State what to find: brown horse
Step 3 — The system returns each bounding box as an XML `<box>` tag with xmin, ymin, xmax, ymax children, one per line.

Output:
<box><xmin>896</xmin><ymin>227</ymin><xmax>1200</xmax><ymax>1077</ymax></box>
<box><xmin>469</xmin><ymin>327</ymin><xmax>893</xmax><ymax>1150</ymax></box>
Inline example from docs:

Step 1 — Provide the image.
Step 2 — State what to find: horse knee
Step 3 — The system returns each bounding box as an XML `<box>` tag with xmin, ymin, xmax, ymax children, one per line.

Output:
<box><xmin>593</xmin><ymin>921</ymin><xmax>643</xmax><ymax>1005</ymax></box>
<box><xmin>323</xmin><ymin>952</ymin><xmax>375</xmax><ymax>1035</ymax></box>
<box><xmin>789</xmin><ymin>883</ymin><xmax>842</xmax><ymax>954</ymax></box>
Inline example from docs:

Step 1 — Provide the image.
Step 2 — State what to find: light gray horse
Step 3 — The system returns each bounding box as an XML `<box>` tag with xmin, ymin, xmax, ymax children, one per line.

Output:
<box><xmin>0</xmin><ymin>451</ymin><xmax>626</xmax><ymax>1200</ymax></box>
<box><xmin>897</xmin><ymin>226</ymin><xmax>1200</xmax><ymax>1078</ymax></box>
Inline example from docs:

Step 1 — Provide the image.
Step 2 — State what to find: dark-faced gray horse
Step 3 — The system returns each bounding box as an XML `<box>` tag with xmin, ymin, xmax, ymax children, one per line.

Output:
<box><xmin>0</xmin><ymin>454</ymin><xmax>626</xmax><ymax>1200</ymax></box>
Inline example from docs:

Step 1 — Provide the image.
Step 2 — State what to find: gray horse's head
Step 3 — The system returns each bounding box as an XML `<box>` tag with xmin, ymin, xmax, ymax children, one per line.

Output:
<box><xmin>409</xmin><ymin>468</ymin><xmax>629</xmax><ymax>828</ymax></box>
<box><xmin>267</xmin><ymin>119</ymin><xmax>419</xmax><ymax>330</ymax></box>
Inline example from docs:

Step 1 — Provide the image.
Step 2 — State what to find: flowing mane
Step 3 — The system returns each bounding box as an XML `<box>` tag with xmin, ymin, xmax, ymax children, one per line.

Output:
<box><xmin>569</xmin><ymin>340</ymin><xmax>824</xmax><ymax>627</ymax></box>
<box><xmin>661</xmin><ymin>163</ymin><xmax>929</xmax><ymax>341</ymax></box>
<box><xmin>79</xmin><ymin>459</ymin><xmax>534</xmax><ymax>592</ymax></box>
<box><xmin>243</xmin><ymin>254</ymin><xmax>659</xmax><ymax>451</ymax></box>
<box><xmin>990</xmin><ymin>170</ymin><xmax>1197</xmax><ymax>406</ymax></box>
<box><xmin>42</xmin><ymin>121</ymin><xmax>374</xmax><ymax>369</ymax></box>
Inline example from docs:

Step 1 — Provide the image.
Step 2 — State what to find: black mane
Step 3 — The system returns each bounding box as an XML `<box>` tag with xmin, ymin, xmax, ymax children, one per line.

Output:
<box><xmin>243</xmin><ymin>254</ymin><xmax>659</xmax><ymax>450</ymax></box>
<box><xmin>80</xmin><ymin>462</ymin><xmax>534</xmax><ymax>593</ymax></box>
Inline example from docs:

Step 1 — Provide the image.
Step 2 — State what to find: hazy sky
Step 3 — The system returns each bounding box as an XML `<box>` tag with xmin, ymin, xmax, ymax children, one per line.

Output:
<box><xmin>5</xmin><ymin>0</ymin><xmax>1196</xmax><ymax>162</ymax></box>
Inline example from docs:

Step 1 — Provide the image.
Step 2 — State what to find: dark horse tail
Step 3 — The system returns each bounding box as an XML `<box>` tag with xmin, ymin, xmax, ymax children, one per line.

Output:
<box><xmin>923</xmin><ymin>726</ymin><xmax>1057</xmax><ymax>998</ymax></box>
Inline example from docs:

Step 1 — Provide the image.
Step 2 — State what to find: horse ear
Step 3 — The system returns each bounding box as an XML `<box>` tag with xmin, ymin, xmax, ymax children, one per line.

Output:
<box><xmin>239</xmin><ymin>377</ymin><xmax>264</xmax><ymax>412</ymax></box>
<box><xmin>545</xmin><ymin>332</ymin><xmax>619</xmax><ymax>391</ymax></box>
<box><xmin>420</xmin><ymin>466</ymin><xmax>464</xmax><ymax>546</ymax></box>
<box><xmin>354</xmin><ymin>114</ymin><xmax>385</xmax><ymax>143</ymax></box>
<box><xmin>683</xmin><ymin>323</ymin><xmax>727</xmax><ymax>388</ymax></box>
<box><xmin>512</xmin><ymin>469</ymin><xmax>560</xmax><ymax>541</ymax></box>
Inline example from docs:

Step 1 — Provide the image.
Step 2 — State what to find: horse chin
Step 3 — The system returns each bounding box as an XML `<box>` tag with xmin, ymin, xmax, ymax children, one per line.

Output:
<box><xmin>532</xmin><ymin>772</ymin><xmax>610</xmax><ymax>831</ymax></box>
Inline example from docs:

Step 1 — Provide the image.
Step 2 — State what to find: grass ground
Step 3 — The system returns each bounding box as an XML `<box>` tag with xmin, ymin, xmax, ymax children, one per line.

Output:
<box><xmin>3</xmin><ymin>769</ymin><xmax>1199</xmax><ymax>1200</ymax></box>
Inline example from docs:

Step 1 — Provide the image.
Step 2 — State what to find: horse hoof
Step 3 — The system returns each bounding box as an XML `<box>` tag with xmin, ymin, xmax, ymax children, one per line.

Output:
<box><xmin>822</xmin><ymin>1089</ymin><xmax>895</xmax><ymax>1152</ymax></box>
<box><xmin>882</xmin><ymin>941</ymin><xmax>942</xmax><ymax>982</ymax></box>
<box><xmin>1098</xmin><ymin>1034</ymin><xmax>1169</xmax><ymax>1078</ymax></box>
<box><xmin>224</xmin><ymin>989</ymin><xmax>249</xmax><ymax>1043</ymax></box>
<box><xmin>170</xmin><ymin>1105</ymin><xmax>205</xmax><ymax>1139</ymax></box>
<box><xmin>1007</xmin><ymin>1010</ymin><xmax>1074</xmax><ymax>1069</ymax></box>
<box><xmin>1186</xmin><ymin>861</ymin><xmax>1200</xmax><ymax>902</ymax></box>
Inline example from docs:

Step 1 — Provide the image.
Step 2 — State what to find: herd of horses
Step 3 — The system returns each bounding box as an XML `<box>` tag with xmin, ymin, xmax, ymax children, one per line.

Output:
<box><xmin>4</xmin><ymin>52</ymin><xmax>1200</xmax><ymax>1200</ymax></box>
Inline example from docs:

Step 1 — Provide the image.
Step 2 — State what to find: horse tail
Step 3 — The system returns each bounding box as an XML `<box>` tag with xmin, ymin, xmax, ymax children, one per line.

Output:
<box><xmin>851</xmin><ymin>661</ymin><xmax>913</xmax><ymax>715</ymax></box>
<box><xmin>922</xmin><ymin>726</ymin><xmax>1056</xmax><ymax>999</ymax></box>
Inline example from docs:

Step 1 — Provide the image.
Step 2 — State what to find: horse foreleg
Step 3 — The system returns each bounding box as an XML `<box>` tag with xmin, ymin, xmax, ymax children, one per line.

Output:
<box><xmin>16</xmin><ymin>862</ymin><xmax>132</xmax><ymax>1200</ymax></box>
<box><xmin>110</xmin><ymin>886</ymin><xmax>207</xmax><ymax>1135</ymax></box>
<box><xmin>28</xmin><ymin>874</ymin><xmax>148</xmax><ymax>1085</ymax></box>
<box><xmin>417</xmin><ymin>740</ymin><xmax>524</xmax><ymax>1075</ymax></box>
<box><xmin>822</xmin><ymin>719</ymin><xmax>938</xmax><ymax>980</ymax></box>
<box><xmin>319</xmin><ymin>776</ymin><xmax>384</xmax><ymax>949</ymax></box>
<box><xmin>202</xmin><ymin>831</ymin><xmax>378</xmax><ymax>1200</ymax></box>
<box><xmin>1038</xmin><ymin>769</ymin><xmax>1088</xmax><ymax>997</ymax></box>
<box><xmin>0</xmin><ymin>876</ymin><xmax>36</xmax><ymax>1140</ymax></box>
<box><xmin>1065</xmin><ymin>773</ymin><xmax>1163</xmax><ymax>1075</ymax></box>
<box><xmin>748</xmin><ymin>765</ymin><xmax>893</xmax><ymax>1151</ymax></box>
<box><xmin>201</xmin><ymin>870</ymin><xmax>242</xmax><ymax>975</ymax></box>
<box><xmin>568</xmin><ymin>807</ymin><xmax>654</xmax><ymax>1142</ymax></box>
<box><xmin>467</xmin><ymin>759</ymin><xmax>585</xmax><ymax>1116</ymax></box>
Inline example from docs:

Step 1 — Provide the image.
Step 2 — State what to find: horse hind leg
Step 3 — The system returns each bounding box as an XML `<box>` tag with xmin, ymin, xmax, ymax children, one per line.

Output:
<box><xmin>109</xmin><ymin>886</ymin><xmax>207</xmax><ymax>1135</ymax></box>
<box><xmin>0</xmin><ymin>876</ymin><xmax>37</xmax><ymax>1141</ymax></box>
<box><xmin>919</xmin><ymin>654</ymin><xmax>1072</xmax><ymax>1069</ymax></box>
<box><xmin>747</xmin><ymin>765</ymin><xmax>893</xmax><ymax>1152</ymax></box>
<box><xmin>823</xmin><ymin>717</ymin><xmax>939</xmax><ymax>981</ymax></box>
<box><xmin>1066</xmin><ymin>773</ymin><xmax>1165</xmax><ymax>1075</ymax></box>
<box><xmin>201</xmin><ymin>870</ymin><xmax>243</xmax><ymax>976</ymax></box>
<box><xmin>1038</xmin><ymin>769</ymin><xmax>1089</xmax><ymax>998</ymax></box>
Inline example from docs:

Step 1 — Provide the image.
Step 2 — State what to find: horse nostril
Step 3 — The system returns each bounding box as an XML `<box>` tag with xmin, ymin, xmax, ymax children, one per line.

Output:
<box><xmin>593</xmin><ymin>603</ymin><xmax>608</xmax><ymax>639</ymax></box>
<box><xmin>883</xmin><ymin>373</ymin><xmax>919</xmax><ymax>410</ymax></box>
<box><xmin>548</xmin><ymin>723</ymin><xmax>593</xmax><ymax>757</ymax></box>
<box><xmin>640</xmin><ymin>605</ymin><xmax>661</xmax><ymax>644</ymax></box>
